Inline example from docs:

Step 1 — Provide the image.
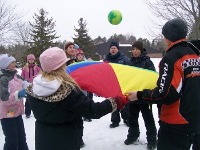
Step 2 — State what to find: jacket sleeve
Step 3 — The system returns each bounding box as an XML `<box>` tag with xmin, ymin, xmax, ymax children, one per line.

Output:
<box><xmin>21</xmin><ymin>67</ymin><xmax>25</xmax><ymax>78</ymax></box>
<box><xmin>0</xmin><ymin>77</ymin><xmax>20</xmax><ymax>105</ymax></box>
<box><xmin>124</xmin><ymin>56</ymin><xmax>130</xmax><ymax>65</ymax></box>
<box><xmin>145</xmin><ymin>59</ymin><xmax>156</xmax><ymax>71</ymax></box>
<box><xmin>137</xmin><ymin>57</ymin><xmax>181</xmax><ymax>105</ymax></box>
<box><xmin>0</xmin><ymin>77</ymin><xmax>10</xmax><ymax>101</ymax></box>
<box><xmin>68</xmin><ymin>89</ymin><xmax>114</xmax><ymax>119</ymax></box>
<box><xmin>37</xmin><ymin>65</ymin><xmax>41</xmax><ymax>73</ymax></box>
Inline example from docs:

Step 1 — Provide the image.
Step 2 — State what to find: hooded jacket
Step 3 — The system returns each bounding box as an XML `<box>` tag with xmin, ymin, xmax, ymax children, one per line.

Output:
<box><xmin>27</xmin><ymin>74</ymin><xmax>116</xmax><ymax>150</ymax></box>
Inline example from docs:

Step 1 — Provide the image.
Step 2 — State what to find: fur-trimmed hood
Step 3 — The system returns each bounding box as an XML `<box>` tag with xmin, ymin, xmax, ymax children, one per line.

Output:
<box><xmin>26</xmin><ymin>74</ymin><xmax>74</xmax><ymax>102</ymax></box>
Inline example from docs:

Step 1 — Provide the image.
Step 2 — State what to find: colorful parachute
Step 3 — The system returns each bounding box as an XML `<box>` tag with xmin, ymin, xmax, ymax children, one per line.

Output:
<box><xmin>66</xmin><ymin>61</ymin><xmax>158</xmax><ymax>103</ymax></box>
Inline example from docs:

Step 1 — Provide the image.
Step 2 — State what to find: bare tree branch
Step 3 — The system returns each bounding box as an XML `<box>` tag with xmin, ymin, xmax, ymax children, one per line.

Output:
<box><xmin>0</xmin><ymin>0</ymin><xmax>23</xmax><ymax>45</ymax></box>
<box><xmin>145</xmin><ymin>0</ymin><xmax>200</xmax><ymax>39</ymax></box>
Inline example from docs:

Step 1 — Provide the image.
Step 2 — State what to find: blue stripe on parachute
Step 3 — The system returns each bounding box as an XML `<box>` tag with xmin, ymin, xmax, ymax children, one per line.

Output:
<box><xmin>66</xmin><ymin>61</ymin><xmax>102</xmax><ymax>74</ymax></box>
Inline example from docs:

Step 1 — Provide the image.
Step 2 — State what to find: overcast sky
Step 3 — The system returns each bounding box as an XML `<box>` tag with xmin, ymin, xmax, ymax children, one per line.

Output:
<box><xmin>6</xmin><ymin>0</ymin><xmax>161</xmax><ymax>42</ymax></box>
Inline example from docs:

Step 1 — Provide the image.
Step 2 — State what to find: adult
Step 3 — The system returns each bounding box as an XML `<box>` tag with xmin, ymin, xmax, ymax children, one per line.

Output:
<box><xmin>104</xmin><ymin>41</ymin><xmax>129</xmax><ymax>128</ymax></box>
<box><xmin>126</xmin><ymin>18</ymin><xmax>200</xmax><ymax>150</ymax></box>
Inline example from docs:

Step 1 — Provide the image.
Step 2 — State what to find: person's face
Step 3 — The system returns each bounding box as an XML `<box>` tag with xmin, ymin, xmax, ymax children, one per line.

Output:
<box><xmin>163</xmin><ymin>37</ymin><xmax>171</xmax><ymax>50</ymax></box>
<box><xmin>28</xmin><ymin>59</ymin><xmax>35</xmax><ymax>64</ymax></box>
<box><xmin>109</xmin><ymin>46</ymin><xmax>118</xmax><ymax>55</ymax></box>
<box><xmin>131</xmin><ymin>47</ymin><xmax>141</xmax><ymax>57</ymax></box>
<box><xmin>77</xmin><ymin>54</ymin><xmax>84</xmax><ymax>61</ymax></box>
<box><xmin>7</xmin><ymin>62</ymin><xmax>16</xmax><ymax>70</ymax></box>
<box><xmin>66</xmin><ymin>45</ymin><xmax>76</xmax><ymax>56</ymax></box>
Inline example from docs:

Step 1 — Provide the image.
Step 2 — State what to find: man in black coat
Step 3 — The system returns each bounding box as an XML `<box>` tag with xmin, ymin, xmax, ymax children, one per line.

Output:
<box><xmin>104</xmin><ymin>41</ymin><xmax>130</xmax><ymax>128</ymax></box>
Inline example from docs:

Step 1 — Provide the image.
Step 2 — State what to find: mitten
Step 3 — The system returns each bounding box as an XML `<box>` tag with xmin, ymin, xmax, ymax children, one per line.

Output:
<box><xmin>18</xmin><ymin>89</ymin><xmax>27</xmax><ymax>98</ymax></box>
<box><xmin>114</xmin><ymin>96</ymin><xmax>127</xmax><ymax>109</ymax></box>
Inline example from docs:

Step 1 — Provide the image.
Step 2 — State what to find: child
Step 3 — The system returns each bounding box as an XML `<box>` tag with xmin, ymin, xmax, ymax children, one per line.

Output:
<box><xmin>21</xmin><ymin>54</ymin><xmax>41</xmax><ymax>118</ymax></box>
<box><xmin>0</xmin><ymin>54</ymin><xmax>29</xmax><ymax>150</ymax></box>
<box><xmin>76</xmin><ymin>49</ymin><xmax>85</xmax><ymax>62</ymax></box>
<box><xmin>124</xmin><ymin>41</ymin><xmax>157</xmax><ymax>150</ymax></box>
<box><xmin>26</xmin><ymin>47</ymin><xmax>125</xmax><ymax>150</ymax></box>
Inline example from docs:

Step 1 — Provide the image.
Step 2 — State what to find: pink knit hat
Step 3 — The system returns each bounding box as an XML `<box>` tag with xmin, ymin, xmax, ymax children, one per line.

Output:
<box><xmin>27</xmin><ymin>54</ymin><xmax>35</xmax><ymax>61</ymax></box>
<box><xmin>39</xmin><ymin>47</ymin><xmax>70</xmax><ymax>72</ymax></box>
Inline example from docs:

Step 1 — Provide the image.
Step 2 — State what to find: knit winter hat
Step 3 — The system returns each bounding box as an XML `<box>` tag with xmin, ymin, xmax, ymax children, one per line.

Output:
<box><xmin>132</xmin><ymin>41</ymin><xmax>144</xmax><ymax>51</ymax></box>
<box><xmin>0</xmin><ymin>54</ymin><xmax>16</xmax><ymax>69</ymax></box>
<box><xmin>27</xmin><ymin>54</ymin><xmax>35</xmax><ymax>61</ymax></box>
<box><xmin>64</xmin><ymin>42</ymin><xmax>74</xmax><ymax>50</ymax></box>
<box><xmin>110</xmin><ymin>41</ymin><xmax>119</xmax><ymax>50</ymax></box>
<box><xmin>74</xmin><ymin>44</ymin><xmax>79</xmax><ymax>50</ymax></box>
<box><xmin>162</xmin><ymin>18</ymin><xmax>188</xmax><ymax>42</ymax></box>
<box><xmin>39</xmin><ymin>47</ymin><xmax>70</xmax><ymax>72</ymax></box>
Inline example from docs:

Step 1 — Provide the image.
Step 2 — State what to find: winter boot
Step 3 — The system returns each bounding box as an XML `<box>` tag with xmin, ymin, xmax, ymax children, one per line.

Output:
<box><xmin>124</xmin><ymin>137</ymin><xmax>139</xmax><ymax>145</ymax></box>
<box><xmin>80</xmin><ymin>139</ymin><xmax>85</xmax><ymax>148</ymax></box>
<box><xmin>109</xmin><ymin>123</ymin><xmax>119</xmax><ymax>128</ymax></box>
<box><xmin>147</xmin><ymin>141</ymin><xmax>157</xmax><ymax>150</ymax></box>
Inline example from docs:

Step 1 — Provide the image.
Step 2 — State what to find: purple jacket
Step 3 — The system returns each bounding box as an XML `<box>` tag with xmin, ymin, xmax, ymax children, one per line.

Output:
<box><xmin>21</xmin><ymin>63</ymin><xmax>41</xmax><ymax>83</ymax></box>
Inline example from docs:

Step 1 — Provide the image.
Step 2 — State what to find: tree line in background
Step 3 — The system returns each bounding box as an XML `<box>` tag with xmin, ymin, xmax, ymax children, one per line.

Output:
<box><xmin>0</xmin><ymin>0</ymin><xmax>199</xmax><ymax>64</ymax></box>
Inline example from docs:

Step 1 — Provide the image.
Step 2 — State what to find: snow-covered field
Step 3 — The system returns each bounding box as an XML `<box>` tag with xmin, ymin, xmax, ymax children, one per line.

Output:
<box><xmin>0</xmin><ymin>96</ymin><xmax>160</xmax><ymax>150</ymax></box>
<box><xmin>0</xmin><ymin>58</ymin><xmax>192</xmax><ymax>149</ymax></box>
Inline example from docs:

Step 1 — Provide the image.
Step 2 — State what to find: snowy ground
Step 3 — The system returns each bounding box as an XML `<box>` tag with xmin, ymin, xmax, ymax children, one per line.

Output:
<box><xmin>0</xmin><ymin>58</ymin><xmax>192</xmax><ymax>149</ymax></box>
<box><xmin>0</xmin><ymin>96</ymin><xmax>160</xmax><ymax>150</ymax></box>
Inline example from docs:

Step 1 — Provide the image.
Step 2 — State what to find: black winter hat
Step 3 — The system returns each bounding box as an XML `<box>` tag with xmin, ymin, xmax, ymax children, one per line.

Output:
<box><xmin>110</xmin><ymin>41</ymin><xmax>119</xmax><ymax>50</ymax></box>
<box><xmin>162</xmin><ymin>18</ymin><xmax>188</xmax><ymax>42</ymax></box>
<box><xmin>132</xmin><ymin>41</ymin><xmax>144</xmax><ymax>51</ymax></box>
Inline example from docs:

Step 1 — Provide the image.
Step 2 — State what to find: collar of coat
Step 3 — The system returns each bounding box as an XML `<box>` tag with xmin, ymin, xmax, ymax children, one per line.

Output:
<box><xmin>26</xmin><ymin>81</ymin><xmax>75</xmax><ymax>102</ymax></box>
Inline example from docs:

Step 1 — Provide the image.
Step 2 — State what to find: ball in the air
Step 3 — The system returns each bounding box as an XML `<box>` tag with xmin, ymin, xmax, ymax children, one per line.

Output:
<box><xmin>108</xmin><ymin>10</ymin><xmax>122</xmax><ymax>25</ymax></box>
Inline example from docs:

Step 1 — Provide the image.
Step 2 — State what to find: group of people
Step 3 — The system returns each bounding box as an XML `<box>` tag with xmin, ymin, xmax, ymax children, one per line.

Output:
<box><xmin>104</xmin><ymin>40</ymin><xmax>157</xmax><ymax>150</ymax></box>
<box><xmin>0</xmin><ymin>17</ymin><xmax>199</xmax><ymax>150</ymax></box>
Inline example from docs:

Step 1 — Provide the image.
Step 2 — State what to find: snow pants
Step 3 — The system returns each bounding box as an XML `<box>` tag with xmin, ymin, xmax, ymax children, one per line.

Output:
<box><xmin>157</xmin><ymin>121</ymin><xmax>194</xmax><ymax>150</ymax></box>
<box><xmin>127</xmin><ymin>103</ymin><xmax>157</xmax><ymax>143</ymax></box>
<box><xmin>1</xmin><ymin>115</ymin><xmax>29</xmax><ymax>150</ymax></box>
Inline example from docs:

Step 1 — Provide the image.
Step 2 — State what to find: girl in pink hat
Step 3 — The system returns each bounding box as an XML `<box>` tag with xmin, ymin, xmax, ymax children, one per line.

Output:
<box><xmin>26</xmin><ymin>47</ymin><xmax>126</xmax><ymax>150</ymax></box>
<box><xmin>21</xmin><ymin>54</ymin><xmax>41</xmax><ymax>118</ymax></box>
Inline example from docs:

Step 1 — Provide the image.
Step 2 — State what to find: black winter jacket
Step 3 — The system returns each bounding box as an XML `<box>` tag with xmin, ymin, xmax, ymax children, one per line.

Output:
<box><xmin>26</xmin><ymin>83</ymin><xmax>114</xmax><ymax>150</ymax></box>
<box><xmin>129</xmin><ymin>54</ymin><xmax>156</xmax><ymax>105</ymax></box>
<box><xmin>104</xmin><ymin>51</ymin><xmax>129</xmax><ymax>65</ymax></box>
<box><xmin>137</xmin><ymin>41</ymin><xmax>200</xmax><ymax>134</ymax></box>
<box><xmin>128</xmin><ymin>55</ymin><xmax>155</xmax><ymax>71</ymax></box>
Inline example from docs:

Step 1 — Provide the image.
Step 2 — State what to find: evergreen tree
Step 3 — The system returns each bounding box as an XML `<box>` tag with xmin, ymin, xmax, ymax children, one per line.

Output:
<box><xmin>73</xmin><ymin>18</ymin><xmax>95</xmax><ymax>59</ymax></box>
<box><xmin>29</xmin><ymin>8</ymin><xmax>59</xmax><ymax>59</ymax></box>
<box><xmin>93</xmin><ymin>36</ymin><xmax>107</xmax><ymax>45</ymax></box>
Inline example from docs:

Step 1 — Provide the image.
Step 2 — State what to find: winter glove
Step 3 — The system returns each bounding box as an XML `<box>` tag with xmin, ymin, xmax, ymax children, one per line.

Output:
<box><xmin>114</xmin><ymin>96</ymin><xmax>127</xmax><ymax>109</ymax></box>
<box><xmin>18</xmin><ymin>89</ymin><xmax>27</xmax><ymax>99</ymax></box>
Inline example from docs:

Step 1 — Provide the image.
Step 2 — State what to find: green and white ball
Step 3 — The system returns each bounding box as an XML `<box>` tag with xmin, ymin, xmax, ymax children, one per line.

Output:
<box><xmin>108</xmin><ymin>10</ymin><xmax>122</xmax><ymax>25</ymax></box>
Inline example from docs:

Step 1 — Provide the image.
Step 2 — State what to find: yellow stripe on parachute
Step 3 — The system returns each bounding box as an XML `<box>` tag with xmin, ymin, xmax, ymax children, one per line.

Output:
<box><xmin>111</xmin><ymin>63</ymin><xmax>158</xmax><ymax>94</ymax></box>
